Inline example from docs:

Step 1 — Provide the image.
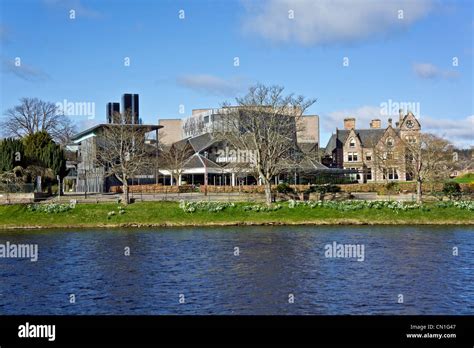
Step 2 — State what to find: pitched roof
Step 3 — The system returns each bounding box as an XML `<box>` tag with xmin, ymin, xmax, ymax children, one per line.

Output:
<box><xmin>298</xmin><ymin>142</ymin><xmax>318</xmax><ymax>154</ymax></box>
<box><xmin>183</xmin><ymin>153</ymin><xmax>222</xmax><ymax>169</ymax></box>
<box><xmin>325</xmin><ymin>128</ymin><xmax>397</xmax><ymax>153</ymax></box>
<box><xmin>188</xmin><ymin>132</ymin><xmax>215</xmax><ymax>153</ymax></box>
<box><xmin>324</xmin><ymin>134</ymin><xmax>337</xmax><ymax>156</ymax></box>
<box><xmin>298</xmin><ymin>158</ymin><xmax>332</xmax><ymax>172</ymax></box>
<box><xmin>174</xmin><ymin>133</ymin><xmax>216</xmax><ymax>153</ymax></box>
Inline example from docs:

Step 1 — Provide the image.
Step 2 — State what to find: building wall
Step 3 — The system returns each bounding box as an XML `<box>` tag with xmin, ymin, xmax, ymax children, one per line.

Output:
<box><xmin>371</xmin><ymin>128</ymin><xmax>407</xmax><ymax>182</ymax></box>
<box><xmin>334</xmin><ymin>116</ymin><xmax>421</xmax><ymax>183</ymax></box>
<box><xmin>75</xmin><ymin>136</ymin><xmax>106</xmax><ymax>192</ymax></box>
<box><xmin>297</xmin><ymin>115</ymin><xmax>319</xmax><ymax>144</ymax></box>
<box><xmin>158</xmin><ymin>119</ymin><xmax>183</xmax><ymax>145</ymax></box>
<box><xmin>192</xmin><ymin>108</ymin><xmax>212</xmax><ymax>116</ymax></box>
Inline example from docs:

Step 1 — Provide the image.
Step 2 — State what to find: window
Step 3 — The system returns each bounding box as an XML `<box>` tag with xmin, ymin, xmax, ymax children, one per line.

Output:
<box><xmin>366</xmin><ymin>153</ymin><xmax>372</xmax><ymax>161</ymax></box>
<box><xmin>347</xmin><ymin>152</ymin><xmax>358</xmax><ymax>162</ymax></box>
<box><xmin>386</xmin><ymin>137</ymin><xmax>394</xmax><ymax>147</ymax></box>
<box><xmin>406</xmin><ymin>135</ymin><xmax>416</xmax><ymax>144</ymax></box>
<box><xmin>349</xmin><ymin>138</ymin><xmax>355</xmax><ymax>148</ymax></box>
<box><xmin>366</xmin><ymin>168</ymin><xmax>372</xmax><ymax>181</ymax></box>
<box><xmin>384</xmin><ymin>152</ymin><xmax>394</xmax><ymax>160</ymax></box>
<box><xmin>204</xmin><ymin>116</ymin><xmax>210</xmax><ymax>123</ymax></box>
<box><xmin>345</xmin><ymin>167</ymin><xmax>358</xmax><ymax>181</ymax></box>
<box><xmin>384</xmin><ymin>168</ymin><xmax>398</xmax><ymax>180</ymax></box>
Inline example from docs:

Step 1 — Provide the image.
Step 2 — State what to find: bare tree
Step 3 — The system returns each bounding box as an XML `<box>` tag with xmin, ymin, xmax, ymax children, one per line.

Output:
<box><xmin>214</xmin><ymin>84</ymin><xmax>316</xmax><ymax>205</ymax></box>
<box><xmin>95</xmin><ymin>121</ymin><xmax>153</xmax><ymax>204</ymax></box>
<box><xmin>159</xmin><ymin>141</ymin><xmax>195</xmax><ymax>185</ymax></box>
<box><xmin>2</xmin><ymin>97</ymin><xmax>76</xmax><ymax>145</ymax></box>
<box><xmin>405</xmin><ymin>133</ymin><xmax>454</xmax><ymax>202</ymax></box>
<box><xmin>452</xmin><ymin>148</ymin><xmax>474</xmax><ymax>176</ymax></box>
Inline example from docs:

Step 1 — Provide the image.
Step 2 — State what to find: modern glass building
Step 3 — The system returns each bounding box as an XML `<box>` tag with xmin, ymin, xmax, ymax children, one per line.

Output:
<box><xmin>106</xmin><ymin>102</ymin><xmax>120</xmax><ymax>124</ymax></box>
<box><xmin>122</xmin><ymin>93</ymin><xmax>139</xmax><ymax>124</ymax></box>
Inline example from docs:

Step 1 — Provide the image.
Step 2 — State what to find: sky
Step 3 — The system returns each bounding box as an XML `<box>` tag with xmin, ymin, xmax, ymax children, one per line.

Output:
<box><xmin>0</xmin><ymin>0</ymin><xmax>473</xmax><ymax>148</ymax></box>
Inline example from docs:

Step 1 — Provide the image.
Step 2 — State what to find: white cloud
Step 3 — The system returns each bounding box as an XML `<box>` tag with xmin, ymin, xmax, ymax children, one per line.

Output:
<box><xmin>422</xmin><ymin>115</ymin><xmax>473</xmax><ymax>148</ymax></box>
<box><xmin>323</xmin><ymin>105</ymin><xmax>386</xmax><ymax>132</ymax></box>
<box><xmin>413</xmin><ymin>62</ymin><xmax>459</xmax><ymax>79</ymax></box>
<box><xmin>241</xmin><ymin>0</ymin><xmax>433</xmax><ymax>46</ymax></box>
<box><xmin>176</xmin><ymin>74</ymin><xmax>248</xmax><ymax>96</ymax></box>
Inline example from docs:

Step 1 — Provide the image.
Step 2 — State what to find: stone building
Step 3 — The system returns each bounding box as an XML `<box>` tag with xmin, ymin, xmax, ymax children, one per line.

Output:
<box><xmin>323</xmin><ymin>110</ymin><xmax>421</xmax><ymax>183</ymax></box>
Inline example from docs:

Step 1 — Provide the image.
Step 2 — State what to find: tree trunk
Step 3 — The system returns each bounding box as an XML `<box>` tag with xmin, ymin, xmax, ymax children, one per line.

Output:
<box><xmin>416</xmin><ymin>179</ymin><xmax>422</xmax><ymax>203</ymax></box>
<box><xmin>123</xmin><ymin>182</ymin><xmax>130</xmax><ymax>205</ymax></box>
<box><xmin>263</xmin><ymin>179</ymin><xmax>272</xmax><ymax>206</ymax></box>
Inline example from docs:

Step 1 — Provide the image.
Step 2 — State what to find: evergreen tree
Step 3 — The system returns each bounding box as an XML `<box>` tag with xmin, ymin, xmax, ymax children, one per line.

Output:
<box><xmin>23</xmin><ymin>131</ymin><xmax>54</xmax><ymax>166</ymax></box>
<box><xmin>22</xmin><ymin>131</ymin><xmax>67</xmax><ymax>179</ymax></box>
<box><xmin>0</xmin><ymin>138</ymin><xmax>25</xmax><ymax>172</ymax></box>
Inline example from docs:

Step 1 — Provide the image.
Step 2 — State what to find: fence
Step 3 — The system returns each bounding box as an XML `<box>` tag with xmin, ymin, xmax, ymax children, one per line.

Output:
<box><xmin>109</xmin><ymin>184</ymin><xmax>313</xmax><ymax>194</ymax></box>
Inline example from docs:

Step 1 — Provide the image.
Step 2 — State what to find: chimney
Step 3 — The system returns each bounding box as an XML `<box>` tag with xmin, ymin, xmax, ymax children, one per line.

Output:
<box><xmin>388</xmin><ymin>118</ymin><xmax>393</xmax><ymax>127</ymax></box>
<box><xmin>399</xmin><ymin>108</ymin><xmax>404</xmax><ymax>123</ymax></box>
<box><xmin>370</xmin><ymin>119</ymin><xmax>381</xmax><ymax>129</ymax></box>
<box><xmin>344</xmin><ymin>117</ymin><xmax>356</xmax><ymax>130</ymax></box>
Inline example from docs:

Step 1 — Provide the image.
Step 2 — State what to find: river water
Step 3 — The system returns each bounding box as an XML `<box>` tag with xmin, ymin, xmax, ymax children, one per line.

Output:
<box><xmin>0</xmin><ymin>226</ymin><xmax>472</xmax><ymax>315</ymax></box>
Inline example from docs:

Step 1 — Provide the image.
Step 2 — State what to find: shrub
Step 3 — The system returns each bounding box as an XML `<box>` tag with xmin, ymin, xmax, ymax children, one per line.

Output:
<box><xmin>443</xmin><ymin>182</ymin><xmax>461</xmax><ymax>199</ymax></box>
<box><xmin>276</xmin><ymin>183</ymin><xmax>295</xmax><ymax>194</ymax></box>
<box><xmin>385</xmin><ymin>182</ymin><xmax>400</xmax><ymax>194</ymax></box>
<box><xmin>305</xmin><ymin>184</ymin><xmax>341</xmax><ymax>194</ymax></box>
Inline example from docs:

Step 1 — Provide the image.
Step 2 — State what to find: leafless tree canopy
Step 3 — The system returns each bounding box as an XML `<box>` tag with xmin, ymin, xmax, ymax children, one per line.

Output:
<box><xmin>214</xmin><ymin>84</ymin><xmax>316</xmax><ymax>205</ymax></box>
<box><xmin>159</xmin><ymin>141</ymin><xmax>195</xmax><ymax>185</ymax></box>
<box><xmin>405</xmin><ymin>133</ymin><xmax>455</xmax><ymax>202</ymax></box>
<box><xmin>2</xmin><ymin>97</ymin><xmax>76</xmax><ymax>145</ymax></box>
<box><xmin>95</xmin><ymin>122</ymin><xmax>152</xmax><ymax>204</ymax></box>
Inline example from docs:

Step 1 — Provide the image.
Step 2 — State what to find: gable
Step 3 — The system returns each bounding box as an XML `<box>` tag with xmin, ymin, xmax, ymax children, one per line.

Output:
<box><xmin>400</xmin><ymin>113</ymin><xmax>421</xmax><ymax>130</ymax></box>
<box><xmin>343</xmin><ymin>129</ymin><xmax>361</xmax><ymax>148</ymax></box>
<box><xmin>376</xmin><ymin>126</ymin><xmax>402</xmax><ymax>148</ymax></box>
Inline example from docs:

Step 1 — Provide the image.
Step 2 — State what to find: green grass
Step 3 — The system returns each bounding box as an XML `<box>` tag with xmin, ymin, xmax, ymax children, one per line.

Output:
<box><xmin>453</xmin><ymin>173</ymin><xmax>474</xmax><ymax>184</ymax></box>
<box><xmin>0</xmin><ymin>201</ymin><xmax>472</xmax><ymax>229</ymax></box>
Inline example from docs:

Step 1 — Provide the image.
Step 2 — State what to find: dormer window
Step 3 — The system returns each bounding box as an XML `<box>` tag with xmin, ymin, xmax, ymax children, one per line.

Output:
<box><xmin>349</xmin><ymin>138</ymin><xmax>355</xmax><ymax>148</ymax></box>
<box><xmin>386</xmin><ymin>137</ymin><xmax>394</xmax><ymax>147</ymax></box>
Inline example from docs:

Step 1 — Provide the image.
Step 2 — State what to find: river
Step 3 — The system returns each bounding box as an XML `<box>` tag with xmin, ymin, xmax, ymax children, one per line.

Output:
<box><xmin>0</xmin><ymin>226</ymin><xmax>472</xmax><ymax>315</ymax></box>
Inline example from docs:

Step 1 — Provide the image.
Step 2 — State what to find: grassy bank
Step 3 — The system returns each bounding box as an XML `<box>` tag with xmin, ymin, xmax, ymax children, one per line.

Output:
<box><xmin>453</xmin><ymin>173</ymin><xmax>474</xmax><ymax>184</ymax></box>
<box><xmin>0</xmin><ymin>201</ymin><xmax>473</xmax><ymax>229</ymax></box>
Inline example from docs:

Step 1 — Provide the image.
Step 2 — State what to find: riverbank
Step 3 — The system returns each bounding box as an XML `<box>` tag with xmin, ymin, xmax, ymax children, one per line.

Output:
<box><xmin>0</xmin><ymin>201</ymin><xmax>473</xmax><ymax>229</ymax></box>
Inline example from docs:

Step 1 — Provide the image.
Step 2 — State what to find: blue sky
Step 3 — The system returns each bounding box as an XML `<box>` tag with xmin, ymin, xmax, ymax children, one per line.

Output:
<box><xmin>1</xmin><ymin>0</ymin><xmax>472</xmax><ymax>147</ymax></box>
